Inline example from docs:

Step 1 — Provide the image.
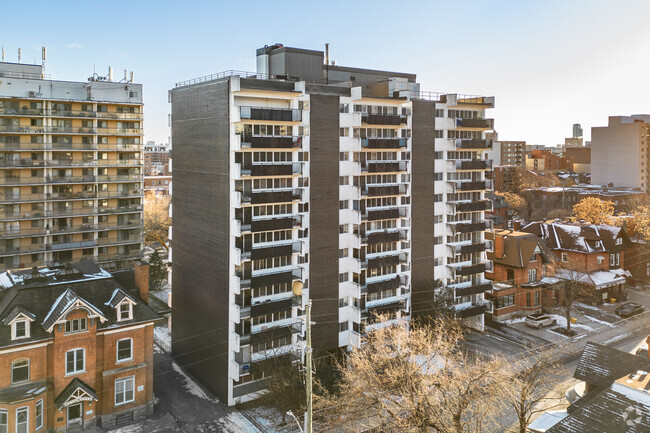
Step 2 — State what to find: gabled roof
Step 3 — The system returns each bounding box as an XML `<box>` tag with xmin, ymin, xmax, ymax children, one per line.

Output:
<box><xmin>105</xmin><ymin>288</ymin><xmax>137</xmax><ymax>308</ymax></box>
<box><xmin>42</xmin><ymin>288</ymin><xmax>107</xmax><ymax>332</ymax></box>
<box><xmin>522</xmin><ymin>222</ymin><xmax>632</xmax><ymax>254</ymax></box>
<box><xmin>547</xmin><ymin>382</ymin><xmax>650</xmax><ymax>432</ymax></box>
<box><xmin>54</xmin><ymin>378</ymin><xmax>98</xmax><ymax>410</ymax></box>
<box><xmin>574</xmin><ymin>342</ymin><xmax>649</xmax><ymax>388</ymax></box>
<box><xmin>1</xmin><ymin>305</ymin><xmax>35</xmax><ymax>325</ymax></box>
<box><xmin>487</xmin><ymin>230</ymin><xmax>554</xmax><ymax>268</ymax></box>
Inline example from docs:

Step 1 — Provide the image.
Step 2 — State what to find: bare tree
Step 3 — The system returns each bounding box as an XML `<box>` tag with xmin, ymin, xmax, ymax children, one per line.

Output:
<box><xmin>317</xmin><ymin>317</ymin><xmax>506</xmax><ymax>433</ymax></box>
<box><xmin>498</xmin><ymin>351</ymin><xmax>566</xmax><ymax>433</ymax></box>
<box><xmin>144</xmin><ymin>196</ymin><xmax>171</xmax><ymax>252</ymax></box>
<box><xmin>555</xmin><ymin>257</ymin><xmax>591</xmax><ymax>335</ymax></box>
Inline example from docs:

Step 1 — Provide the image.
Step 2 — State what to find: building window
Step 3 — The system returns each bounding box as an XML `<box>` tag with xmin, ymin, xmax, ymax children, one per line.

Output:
<box><xmin>0</xmin><ymin>410</ymin><xmax>6</xmax><ymax>433</ymax></box>
<box><xmin>35</xmin><ymin>399</ymin><xmax>43</xmax><ymax>431</ymax></box>
<box><xmin>561</xmin><ymin>252</ymin><xmax>569</xmax><ymax>263</ymax></box>
<box><xmin>118</xmin><ymin>303</ymin><xmax>132</xmax><ymax>321</ymax></box>
<box><xmin>616</xmin><ymin>238</ymin><xmax>622</xmax><ymax>245</ymax></box>
<box><xmin>11</xmin><ymin>359</ymin><xmax>29</xmax><ymax>384</ymax></box>
<box><xmin>498</xmin><ymin>294</ymin><xmax>514</xmax><ymax>308</ymax></box>
<box><xmin>65</xmin><ymin>318</ymin><xmax>87</xmax><ymax>334</ymax></box>
<box><xmin>117</xmin><ymin>338</ymin><xmax>133</xmax><ymax>363</ymax></box>
<box><xmin>339</xmin><ymin>273</ymin><xmax>349</xmax><ymax>283</ymax></box>
<box><xmin>115</xmin><ymin>376</ymin><xmax>135</xmax><ymax>406</ymax></box>
<box><xmin>526</xmin><ymin>292</ymin><xmax>531</xmax><ymax>307</ymax></box>
<box><xmin>15</xmin><ymin>407</ymin><xmax>28</xmax><ymax>433</ymax></box>
<box><xmin>528</xmin><ymin>268</ymin><xmax>537</xmax><ymax>283</ymax></box>
<box><xmin>534</xmin><ymin>291</ymin><xmax>540</xmax><ymax>306</ymax></box>
<box><xmin>12</xmin><ymin>320</ymin><xmax>28</xmax><ymax>340</ymax></box>
<box><xmin>339</xmin><ymin>322</ymin><xmax>349</xmax><ymax>332</ymax></box>
<box><xmin>66</xmin><ymin>348</ymin><xmax>85</xmax><ymax>375</ymax></box>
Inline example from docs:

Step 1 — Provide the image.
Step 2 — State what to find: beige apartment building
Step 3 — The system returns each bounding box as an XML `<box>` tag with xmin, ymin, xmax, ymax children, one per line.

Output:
<box><xmin>592</xmin><ymin>115</ymin><xmax>650</xmax><ymax>191</ymax></box>
<box><xmin>0</xmin><ymin>61</ymin><xmax>144</xmax><ymax>271</ymax></box>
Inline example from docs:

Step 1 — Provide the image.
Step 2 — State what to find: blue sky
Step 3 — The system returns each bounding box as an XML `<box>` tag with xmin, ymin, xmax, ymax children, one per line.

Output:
<box><xmin>3</xmin><ymin>0</ymin><xmax>650</xmax><ymax>146</ymax></box>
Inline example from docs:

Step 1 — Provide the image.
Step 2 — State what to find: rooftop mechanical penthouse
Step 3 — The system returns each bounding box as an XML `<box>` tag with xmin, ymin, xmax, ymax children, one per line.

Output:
<box><xmin>170</xmin><ymin>44</ymin><xmax>495</xmax><ymax>405</ymax></box>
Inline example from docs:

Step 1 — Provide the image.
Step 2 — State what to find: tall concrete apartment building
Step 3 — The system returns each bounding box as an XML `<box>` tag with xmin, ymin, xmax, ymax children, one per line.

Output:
<box><xmin>487</xmin><ymin>140</ymin><xmax>525</xmax><ymax>167</ymax></box>
<box><xmin>592</xmin><ymin>115</ymin><xmax>650</xmax><ymax>191</ymax></box>
<box><xmin>0</xmin><ymin>62</ymin><xmax>144</xmax><ymax>271</ymax></box>
<box><xmin>171</xmin><ymin>45</ymin><xmax>494</xmax><ymax>405</ymax></box>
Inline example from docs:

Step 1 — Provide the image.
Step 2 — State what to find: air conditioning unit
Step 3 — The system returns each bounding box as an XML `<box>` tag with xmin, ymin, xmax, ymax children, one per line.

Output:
<box><xmin>28</xmin><ymin>91</ymin><xmax>36</xmax><ymax>97</ymax></box>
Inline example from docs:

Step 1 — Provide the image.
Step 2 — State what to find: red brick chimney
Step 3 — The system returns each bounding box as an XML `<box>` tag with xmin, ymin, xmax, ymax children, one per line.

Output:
<box><xmin>513</xmin><ymin>220</ymin><xmax>522</xmax><ymax>231</ymax></box>
<box><xmin>134</xmin><ymin>261</ymin><xmax>150</xmax><ymax>303</ymax></box>
<box><xmin>495</xmin><ymin>234</ymin><xmax>506</xmax><ymax>259</ymax></box>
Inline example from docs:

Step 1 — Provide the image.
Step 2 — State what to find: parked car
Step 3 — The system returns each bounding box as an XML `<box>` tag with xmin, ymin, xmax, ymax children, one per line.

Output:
<box><xmin>635</xmin><ymin>346</ymin><xmax>648</xmax><ymax>358</ymax></box>
<box><xmin>525</xmin><ymin>313</ymin><xmax>557</xmax><ymax>329</ymax></box>
<box><xmin>615</xmin><ymin>302</ymin><xmax>644</xmax><ymax>318</ymax></box>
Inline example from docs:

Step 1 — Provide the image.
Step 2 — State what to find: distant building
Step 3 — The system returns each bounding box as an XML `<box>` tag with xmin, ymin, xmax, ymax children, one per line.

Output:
<box><xmin>143</xmin><ymin>141</ymin><xmax>170</xmax><ymax>176</ymax></box>
<box><xmin>526</xmin><ymin>149</ymin><xmax>573</xmax><ymax>172</ymax></box>
<box><xmin>592</xmin><ymin>115</ymin><xmax>650</xmax><ymax>192</ymax></box>
<box><xmin>564</xmin><ymin>146</ymin><xmax>590</xmax><ymax>173</ymax></box>
<box><xmin>485</xmin><ymin>229</ymin><xmax>558</xmax><ymax>321</ymax></box>
<box><xmin>492</xmin><ymin>165</ymin><xmax>522</xmax><ymax>193</ymax></box>
<box><xmin>0</xmin><ymin>260</ymin><xmax>160</xmax><ymax>431</ymax></box>
<box><xmin>572</xmin><ymin>123</ymin><xmax>583</xmax><ymax>138</ymax></box>
<box><xmin>0</xmin><ymin>61</ymin><xmax>144</xmax><ymax>271</ymax></box>
<box><xmin>487</xmin><ymin>141</ymin><xmax>525</xmax><ymax>167</ymax></box>
<box><xmin>523</xmin><ymin>184</ymin><xmax>646</xmax><ymax>214</ymax></box>
<box><xmin>144</xmin><ymin>175</ymin><xmax>171</xmax><ymax>197</ymax></box>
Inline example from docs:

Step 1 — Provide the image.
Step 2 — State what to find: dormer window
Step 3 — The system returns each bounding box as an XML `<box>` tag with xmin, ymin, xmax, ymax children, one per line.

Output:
<box><xmin>13</xmin><ymin>320</ymin><xmax>29</xmax><ymax>339</ymax></box>
<box><xmin>65</xmin><ymin>318</ymin><xmax>87</xmax><ymax>334</ymax></box>
<box><xmin>118</xmin><ymin>302</ymin><xmax>132</xmax><ymax>321</ymax></box>
<box><xmin>616</xmin><ymin>238</ymin><xmax>622</xmax><ymax>245</ymax></box>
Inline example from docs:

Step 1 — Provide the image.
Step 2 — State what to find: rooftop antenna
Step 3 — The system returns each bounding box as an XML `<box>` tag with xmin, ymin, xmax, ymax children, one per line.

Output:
<box><xmin>18</xmin><ymin>48</ymin><xmax>21</xmax><ymax>63</ymax></box>
<box><xmin>325</xmin><ymin>43</ymin><xmax>329</xmax><ymax>84</ymax></box>
<box><xmin>108</xmin><ymin>66</ymin><xmax>113</xmax><ymax>82</ymax></box>
<box><xmin>41</xmin><ymin>46</ymin><xmax>46</xmax><ymax>78</ymax></box>
<box><xmin>1</xmin><ymin>47</ymin><xmax>4</xmax><ymax>62</ymax></box>
<box><xmin>130</xmin><ymin>71</ymin><xmax>134</xmax><ymax>83</ymax></box>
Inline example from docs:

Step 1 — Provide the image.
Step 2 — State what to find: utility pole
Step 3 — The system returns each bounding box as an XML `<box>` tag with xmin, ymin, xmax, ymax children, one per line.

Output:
<box><xmin>304</xmin><ymin>301</ymin><xmax>313</xmax><ymax>433</ymax></box>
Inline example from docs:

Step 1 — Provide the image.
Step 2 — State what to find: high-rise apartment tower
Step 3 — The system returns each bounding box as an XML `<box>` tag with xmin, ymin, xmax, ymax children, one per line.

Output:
<box><xmin>0</xmin><ymin>62</ymin><xmax>144</xmax><ymax>270</ymax></box>
<box><xmin>171</xmin><ymin>45</ymin><xmax>494</xmax><ymax>405</ymax></box>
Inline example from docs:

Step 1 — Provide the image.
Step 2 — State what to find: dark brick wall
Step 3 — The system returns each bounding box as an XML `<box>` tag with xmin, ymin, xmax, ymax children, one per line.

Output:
<box><xmin>171</xmin><ymin>79</ymin><xmax>231</xmax><ymax>402</ymax></box>
<box><xmin>308</xmin><ymin>94</ymin><xmax>340</xmax><ymax>353</ymax></box>
<box><xmin>410</xmin><ymin>101</ymin><xmax>437</xmax><ymax>321</ymax></box>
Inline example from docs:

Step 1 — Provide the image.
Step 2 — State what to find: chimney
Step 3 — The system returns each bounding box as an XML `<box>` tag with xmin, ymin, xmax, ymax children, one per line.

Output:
<box><xmin>513</xmin><ymin>220</ymin><xmax>522</xmax><ymax>231</ymax></box>
<box><xmin>134</xmin><ymin>261</ymin><xmax>150</xmax><ymax>303</ymax></box>
<box><xmin>495</xmin><ymin>234</ymin><xmax>506</xmax><ymax>259</ymax></box>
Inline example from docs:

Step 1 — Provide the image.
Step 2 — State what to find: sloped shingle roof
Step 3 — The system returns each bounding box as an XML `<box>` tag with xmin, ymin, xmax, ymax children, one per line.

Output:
<box><xmin>523</xmin><ymin>222</ymin><xmax>632</xmax><ymax>254</ymax></box>
<box><xmin>574</xmin><ymin>342</ymin><xmax>649</xmax><ymax>388</ymax></box>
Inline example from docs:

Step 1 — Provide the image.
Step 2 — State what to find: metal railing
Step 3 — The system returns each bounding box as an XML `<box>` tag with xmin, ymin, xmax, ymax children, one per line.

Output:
<box><xmin>175</xmin><ymin>69</ymin><xmax>352</xmax><ymax>88</ymax></box>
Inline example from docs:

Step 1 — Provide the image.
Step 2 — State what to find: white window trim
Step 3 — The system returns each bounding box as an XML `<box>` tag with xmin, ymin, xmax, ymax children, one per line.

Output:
<box><xmin>0</xmin><ymin>409</ymin><xmax>6</xmax><ymax>432</ymax></box>
<box><xmin>11</xmin><ymin>359</ymin><xmax>29</xmax><ymax>384</ymax></box>
<box><xmin>65</xmin><ymin>348</ymin><xmax>85</xmax><ymax>376</ymax></box>
<box><xmin>117</xmin><ymin>301</ymin><xmax>133</xmax><ymax>322</ymax></box>
<box><xmin>114</xmin><ymin>375</ymin><xmax>136</xmax><ymax>406</ymax></box>
<box><xmin>64</xmin><ymin>317</ymin><xmax>88</xmax><ymax>335</ymax></box>
<box><xmin>561</xmin><ymin>252</ymin><xmax>569</xmax><ymax>263</ymax></box>
<box><xmin>610</xmin><ymin>254</ymin><xmax>616</xmax><ymax>266</ymax></box>
<box><xmin>528</xmin><ymin>268</ymin><xmax>537</xmax><ymax>283</ymax></box>
<box><xmin>35</xmin><ymin>399</ymin><xmax>43</xmax><ymax>431</ymax></box>
<box><xmin>15</xmin><ymin>406</ymin><xmax>28</xmax><ymax>433</ymax></box>
<box><xmin>116</xmin><ymin>338</ymin><xmax>133</xmax><ymax>363</ymax></box>
<box><xmin>11</xmin><ymin>319</ymin><xmax>29</xmax><ymax>340</ymax></box>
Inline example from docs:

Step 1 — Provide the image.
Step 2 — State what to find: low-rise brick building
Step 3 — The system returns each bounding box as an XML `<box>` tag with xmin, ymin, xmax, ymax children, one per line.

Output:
<box><xmin>485</xmin><ymin>229</ymin><xmax>558</xmax><ymax>321</ymax></box>
<box><xmin>0</xmin><ymin>260</ymin><xmax>160</xmax><ymax>432</ymax></box>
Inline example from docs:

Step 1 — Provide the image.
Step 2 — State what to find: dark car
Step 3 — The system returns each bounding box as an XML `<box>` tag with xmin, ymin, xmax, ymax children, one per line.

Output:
<box><xmin>615</xmin><ymin>302</ymin><xmax>644</xmax><ymax>318</ymax></box>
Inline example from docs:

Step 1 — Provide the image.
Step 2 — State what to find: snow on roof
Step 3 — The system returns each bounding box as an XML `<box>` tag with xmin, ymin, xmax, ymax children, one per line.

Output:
<box><xmin>0</xmin><ymin>271</ymin><xmax>15</xmax><ymax>290</ymax></box>
<box><xmin>555</xmin><ymin>269</ymin><xmax>625</xmax><ymax>289</ymax></box>
<box><xmin>528</xmin><ymin>411</ymin><xmax>568</xmax><ymax>432</ymax></box>
<box><xmin>611</xmin><ymin>382</ymin><xmax>650</xmax><ymax>408</ymax></box>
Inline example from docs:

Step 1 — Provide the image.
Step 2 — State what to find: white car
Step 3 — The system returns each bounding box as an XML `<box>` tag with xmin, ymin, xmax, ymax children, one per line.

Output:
<box><xmin>525</xmin><ymin>314</ymin><xmax>557</xmax><ymax>329</ymax></box>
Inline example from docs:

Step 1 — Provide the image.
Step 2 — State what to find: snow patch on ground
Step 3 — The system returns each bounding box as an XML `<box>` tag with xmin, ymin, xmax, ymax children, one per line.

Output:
<box><xmin>575</xmin><ymin>302</ymin><xmax>600</xmax><ymax>311</ymax></box>
<box><xmin>504</xmin><ymin>317</ymin><xmax>526</xmax><ymax>324</ymax></box>
<box><xmin>220</xmin><ymin>412</ymin><xmax>263</xmax><ymax>433</ymax></box>
<box><xmin>549</xmin><ymin>314</ymin><xmax>593</xmax><ymax>331</ymax></box>
<box><xmin>154</xmin><ymin>326</ymin><xmax>171</xmax><ymax>352</ymax></box>
<box><xmin>106</xmin><ymin>424</ymin><xmax>144</xmax><ymax>433</ymax></box>
<box><xmin>602</xmin><ymin>333</ymin><xmax>630</xmax><ymax>345</ymax></box>
<box><xmin>171</xmin><ymin>361</ymin><xmax>216</xmax><ymax>402</ymax></box>
<box><xmin>584</xmin><ymin>315</ymin><xmax>616</xmax><ymax>328</ymax></box>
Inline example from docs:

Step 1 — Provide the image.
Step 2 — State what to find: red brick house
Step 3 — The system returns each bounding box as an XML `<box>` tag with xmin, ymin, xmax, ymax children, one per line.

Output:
<box><xmin>522</xmin><ymin>222</ymin><xmax>633</xmax><ymax>304</ymax></box>
<box><xmin>485</xmin><ymin>230</ymin><xmax>558</xmax><ymax>321</ymax></box>
<box><xmin>0</xmin><ymin>260</ymin><xmax>160</xmax><ymax>432</ymax></box>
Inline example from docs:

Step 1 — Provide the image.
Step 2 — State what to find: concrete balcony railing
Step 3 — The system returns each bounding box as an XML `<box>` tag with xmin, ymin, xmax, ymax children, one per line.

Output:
<box><xmin>0</xmin><ymin>142</ymin><xmax>142</xmax><ymax>151</ymax></box>
<box><xmin>361</xmin><ymin>113</ymin><xmax>407</xmax><ymax>126</ymax></box>
<box><xmin>240</xmin><ymin>135</ymin><xmax>302</xmax><ymax>149</ymax></box>
<box><xmin>456</xmin><ymin>302</ymin><xmax>488</xmax><ymax>318</ymax></box>
<box><xmin>0</xmin><ymin>159</ymin><xmax>45</xmax><ymax>168</ymax></box>
<box><xmin>453</xmin><ymin>180</ymin><xmax>491</xmax><ymax>192</ymax></box>
<box><xmin>451</xmin><ymin>221</ymin><xmax>490</xmax><ymax>234</ymax></box>
<box><xmin>361</xmin><ymin>161</ymin><xmax>408</xmax><ymax>173</ymax></box>
<box><xmin>239</xmin><ymin>162</ymin><xmax>302</xmax><ymax>177</ymax></box>
<box><xmin>451</xmin><ymin>282</ymin><xmax>492</xmax><ymax>298</ymax></box>
<box><xmin>364</xmin><ymin>207</ymin><xmax>407</xmax><ymax>221</ymax></box>
<box><xmin>455</xmin><ymin>118</ymin><xmax>494</xmax><ymax>129</ymax></box>
<box><xmin>360</xmin><ymin>138</ymin><xmax>407</xmax><ymax>149</ymax></box>
<box><xmin>362</xmin><ymin>229</ymin><xmax>407</xmax><ymax>245</ymax></box>
<box><xmin>454</xmin><ymin>139</ymin><xmax>493</xmax><ymax>150</ymax></box>
<box><xmin>455</xmin><ymin>160</ymin><xmax>492</xmax><ymax>170</ymax></box>
<box><xmin>241</xmin><ymin>189</ymin><xmax>302</xmax><ymax>205</ymax></box>
<box><xmin>451</xmin><ymin>262</ymin><xmax>487</xmax><ymax>277</ymax></box>
<box><xmin>454</xmin><ymin>200</ymin><xmax>492</xmax><ymax>213</ymax></box>
<box><xmin>362</xmin><ymin>184</ymin><xmax>408</xmax><ymax>197</ymax></box>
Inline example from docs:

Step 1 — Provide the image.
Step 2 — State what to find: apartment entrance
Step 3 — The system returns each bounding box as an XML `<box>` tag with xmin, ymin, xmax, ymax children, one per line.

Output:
<box><xmin>67</xmin><ymin>403</ymin><xmax>84</xmax><ymax>429</ymax></box>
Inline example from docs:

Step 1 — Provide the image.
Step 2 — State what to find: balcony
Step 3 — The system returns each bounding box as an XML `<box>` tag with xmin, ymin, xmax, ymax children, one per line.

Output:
<box><xmin>97</xmin><ymin>235</ymin><xmax>144</xmax><ymax>246</ymax></box>
<box><xmin>366</xmin><ymin>276</ymin><xmax>401</xmax><ymax>295</ymax></box>
<box><xmin>250</xmin><ymin>297</ymin><xmax>293</xmax><ymax>317</ymax></box>
<box><xmin>240</xmin><ymin>162</ymin><xmax>302</xmax><ymax>177</ymax></box>
<box><xmin>456</xmin><ymin>303</ymin><xmax>488</xmax><ymax>318</ymax></box>
<box><xmin>246</xmin><ymin>268</ymin><xmax>302</xmax><ymax>289</ymax></box>
<box><xmin>0</xmin><ymin>159</ymin><xmax>45</xmax><ymax>168</ymax></box>
<box><xmin>360</xmin><ymin>138</ymin><xmax>407</xmax><ymax>149</ymax></box>
<box><xmin>361</xmin><ymin>113</ymin><xmax>407</xmax><ymax>126</ymax></box>
<box><xmin>365</xmin><ymin>207</ymin><xmax>406</xmax><ymax>221</ymax></box>
<box><xmin>240</xmin><ymin>106</ymin><xmax>301</xmax><ymax>122</ymax></box>
<box><xmin>453</xmin><ymin>283</ymin><xmax>492</xmax><ymax>297</ymax></box>
<box><xmin>455</xmin><ymin>139</ymin><xmax>493</xmax><ymax>149</ymax></box>
<box><xmin>455</xmin><ymin>160</ymin><xmax>492</xmax><ymax>170</ymax></box>
<box><xmin>455</xmin><ymin>118</ymin><xmax>494</xmax><ymax>129</ymax></box>
<box><xmin>366</xmin><ymin>253</ymin><xmax>406</xmax><ymax>269</ymax></box>
<box><xmin>367</xmin><ymin>299</ymin><xmax>407</xmax><ymax>316</ymax></box>
<box><xmin>454</xmin><ymin>180</ymin><xmax>489</xmax><ymax>192</ymax></box>
<box><xmin>453</xmin><ymin>262</ymin><xmax>487</xmax><ymax>277</ymax></box>
<box><xmin>249</xmin><ymin>216</ymin><xmax>302</xmax><ymax>233</ymax></box>
<box><xmin>452</xmin><ymin>221</ymin><xmax>490</xmax><ymax>234</ymax></box>
<box><xmin>48</xmin><ymin>110</ymin><xmax>143</xmax><ymax>120</ymax></box>
<box><xmin>240</xmin><ymin>136</ymin><xmax>302</xmax><ymax>149</ymax></box>
<box><xmin>455</xmin><ymin>200</ymin><xmax>491</xmax><ymax>212</ymax></box>
<box><xmin>363</xmin><ymin>184</ymin><xmax>407</xmax><ymax>197</ymax></box>
<box><xmin>362</xmin><ymin>161</ymin><xmax>408</xmax><ymax>173</ymax></box>
<box><xmin>51</xmin><ymin>240</ymin><xmax>97</xmax><ymax>251</ymax></box>
<box><xmin>363</xmin><ymin>229</ymin><xmax>406</xmax><ymax>245</ymax></box>
<box><xmin>97</xmin><ymin>159</ymin><xmax>142</xmax><ymax>167</ymax></box>
<box><xmin>240</xmin><ymin>242</ymin><xmax>301</xmax><ymax>261</ymax></box>
<box><xmin>242</xmin><ymin>189</ymin><xmax>302</xmax><ymax>205</ymax></box>
<box><xmin>449</xmin><ymin>242</ymin><xmax>487</xmax><ymax>255</ymax></box>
